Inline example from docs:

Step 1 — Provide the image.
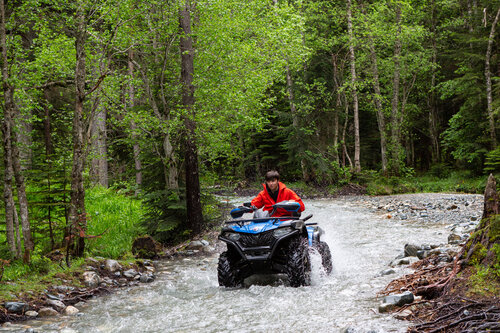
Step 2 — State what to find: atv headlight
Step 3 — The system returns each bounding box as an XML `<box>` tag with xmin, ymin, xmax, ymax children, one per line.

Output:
<box><xmin>273</xmin><ymin>227</ymin><xmax>293</xmax><ymax>238</ymax></box>
<box><xmin>223</xmin><ymin>232</ymin><xmax>240</xmax><ymax>241</ymax></box>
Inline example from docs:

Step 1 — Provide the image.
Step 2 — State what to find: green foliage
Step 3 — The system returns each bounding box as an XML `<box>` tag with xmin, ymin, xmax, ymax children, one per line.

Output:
<box><xmin>140</xmin><ymin>190</ymin><xmax>187</xmax><ymax>245</ymax></box>
<box><xmin>85</xmin><ymin>186</ymin><xmax>145</xmax><ymax>258</ymax></box>
<box><xmin>484</xmin><ymin>147</ymin><xmax>500</xmax><ymax>174</ymax></box>
<box><xmin>468</xmin><ymin>264</ymin><xmax>500</xmax><ymax>296</ymax></box>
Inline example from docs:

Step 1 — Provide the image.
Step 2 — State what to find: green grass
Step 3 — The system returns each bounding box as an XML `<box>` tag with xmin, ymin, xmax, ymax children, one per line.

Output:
<box><xmin>365</xmin><ymin>172</ymin><xmax>488</xmax><ymax>195</ymax></box>
<box><xmin>0</xmin><ymin>257</ymin><xmax>85</xmax><ymax>300</ymax></box>
<box><xmin>85</xmin><ymin>186</ymin><xmax>145</xmax><ymax>259</ymax></box>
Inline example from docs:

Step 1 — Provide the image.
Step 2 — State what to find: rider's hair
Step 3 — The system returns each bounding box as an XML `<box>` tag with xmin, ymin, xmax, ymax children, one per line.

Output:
<box><xmin>265</xmin><ymin>170</ymin><xmax>280</xmax><ymax>181</ymax></box>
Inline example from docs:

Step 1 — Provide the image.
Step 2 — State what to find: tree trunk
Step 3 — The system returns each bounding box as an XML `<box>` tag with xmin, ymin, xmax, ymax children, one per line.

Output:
<box><xmin>180</xmin><ymin>0</ymin><xmax>203</xmax><ymax>235</ymax></box>
<box><xmin>42</xmin><ymin>90</ymin><xmax>55</xmax><ymax>249</ymax></box>
<box><xmin>286</xmin><ymin>64</ymin><xmax>309</xmax><ymax>181</ymax></box>
<box><xmin>1</xmin><ymin>0</ymin><xmax>32</xmax><ymax>261</ymax></box>
<box><xmin>485</xmin><ymin>7</ymin><xmax>500</xmax><ymax>150</ymax></box>
<box><xmin>331</xmin><ymin>53</ymin><xmax>340</xmax><ymax>165</ymax></box>
<box><xmin>347</xmin><ymin>0</ymin><xmax>361</xmax><ymax>173</ymax></box>
<box><xmin>428</xmin><ymin>0</ymin><xmax>440</xmax><ymax>163</ymax></box>
<box><xmin>68</xmin><ymin>5</ymin><xmax>88</xmax><ymax>256</ymax></box>
<box><xmin>128</xmin><ymin>50</ymin><xmax>142</xmax><ymax>194</ymax></box>
<box><xmin>390</xmin><ymin>3</ymin><xmax>402</xmax><ymax>175</ymax></box>
<box><xmin>133</xmin><ymin>57</ymin><xmax>178</xmax><ymax>190</ymax></box>
<box><xmin>2</xmin><ymin>121</ymin><xmax>17</xmax><ymax>258</ymax></box>
<box><xmin>10</xmin><ymin>114</ymin><xmax>33</xmax><ymax>262</ymax></box>
<box><xmin>368</xmin><ymin>40</ymin><xmax>388</xmax><ymax>174</ymax></box>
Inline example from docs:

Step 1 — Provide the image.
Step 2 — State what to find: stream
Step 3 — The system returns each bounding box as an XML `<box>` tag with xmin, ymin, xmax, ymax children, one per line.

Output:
<box><xmin>4</xmin><ymin>195</ymin><xmax>483</xmax><ymax>333</ymax></box>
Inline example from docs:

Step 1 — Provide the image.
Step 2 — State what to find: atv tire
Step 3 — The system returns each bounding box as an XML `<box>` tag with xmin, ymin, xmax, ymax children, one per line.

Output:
<box><xmin>316</xmin><ymin>241</ymin><xmax>333</xmax><ymax>274</ymax></box>
<box><xmin>217</xmin><ymin>251</ymin><xmax>243</xmax><ymax>287</ymax></box>
<box><xmin>286</xmin><ymin>236</ymin><xmax>311</xmax><ymax>287</ymax></box>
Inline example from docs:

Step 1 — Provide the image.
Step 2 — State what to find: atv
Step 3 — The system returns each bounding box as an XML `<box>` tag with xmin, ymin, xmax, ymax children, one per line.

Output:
<box><xmin>217</xmin><ymin>201</ymin><xmax>332</xmax><ymax>288</ymax></box>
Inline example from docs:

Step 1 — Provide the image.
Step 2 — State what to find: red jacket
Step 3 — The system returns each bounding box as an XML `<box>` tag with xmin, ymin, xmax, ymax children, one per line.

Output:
<box><xmin>251</xmin><ymin>182</ymin><xmax>305</xmax><ymax>217</ymax></box>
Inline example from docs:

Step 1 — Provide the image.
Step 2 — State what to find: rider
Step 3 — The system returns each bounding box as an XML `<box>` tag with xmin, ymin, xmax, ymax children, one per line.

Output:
<box><xmin>251</xmin><ymin>170</ymin><xmax>305</xmax><ymax>217</ymax></box>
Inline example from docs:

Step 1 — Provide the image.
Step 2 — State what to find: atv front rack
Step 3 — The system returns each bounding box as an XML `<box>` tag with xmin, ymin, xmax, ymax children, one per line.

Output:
<box><xmin>225</xmin><ymin>214</ymin><xmax>314</xmax><ymax>227</ymax></box>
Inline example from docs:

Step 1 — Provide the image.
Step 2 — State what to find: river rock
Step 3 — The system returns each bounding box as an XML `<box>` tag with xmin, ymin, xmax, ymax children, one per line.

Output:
<box><xmin>25</xmin><ymin>311</ymin><xmax>38</xmax><ymax>318</ymax></box>
<box><xmin>139</xmin><ymin>274</ymin><xmax>155</xmax><ymax>283</ymax></box>
<box><xmin>132</xmin><ymin>236</ymin><xmax>161</xmax><ymax>259</ymax></box>
<box><xmin>53</xmin><ymin>285</ymin><xmax>75</xmax><ymax>293</ymax></box>
<box><xmin>82</xmin><ymin>271</ymin><xmax>101</xmax><ymax>288</ymax></box>
<box><xmin>46</xmin><ymin>299</ymin><xmax>66</xmax><ymax>312</ymax></box>
<box><xmin>378</xmin><ymin>302</ymin><xmax>396</xmax><ymax>313</ymax></box>
<box><xmin>123</xmin><ymin>269</ymin><xmax>139</xmax><ymax>278</ymax></box>
<box><xmin>186</xmin><ymin>241</ymin><xmax>204</xmax><ymax>251</ymax></box>
<box><xmin>38</xmin><ymin>307</ymin><xmax>59</xmax><ymax>316</ymax></box>
<box><xmin>379</xmin><ymin>268</ymin><xmax>396</xmax><ymax>276</ymax></box>
<box><xmin>448</xmin><ymin>233</ymin><xmax>462</xmax><ymax>244</ymax></box>
<box><xmin>404</xmin><ymin>244</ymin><xmax>421</xmax><ymax>257</ymax></box>
<box><xmin>394</xmin><ymin>309</ymin><xmax>413</xmax><ymax>319</ymax></box>
<box><xmin>63</xmin><ymin>306</ymin><xmax>79</xmax><ymax>316</ymax></box>
<box><xmin>4</xmin><ymin>302</ymin><xmax>29</xmax><ymax>314</ymax></box>
<box><xmin>383</xmin><ymin>291</ymin><xmax>414</xmax><ymax>306</ymax></box>
<box><xmin>46</xmin><ymin>293</ymin><xmax>61</xmax><ymax>300</ymax></box>
<box><xmin>105</xmin><ymin>259</ymin><xmax>122</xmax><ymax>272</ymax></box>
<box><xmin>417</xmin><ymin>250</ymin><xmax>429</xmax><ymax>260</ymax></box>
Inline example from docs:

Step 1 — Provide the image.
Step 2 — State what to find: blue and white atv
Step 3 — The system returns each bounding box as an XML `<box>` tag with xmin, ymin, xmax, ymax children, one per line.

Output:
<box><xmin>218</xmin><ymin>201</ymin><xmax>332</xmax><ymax>288</ymax></box>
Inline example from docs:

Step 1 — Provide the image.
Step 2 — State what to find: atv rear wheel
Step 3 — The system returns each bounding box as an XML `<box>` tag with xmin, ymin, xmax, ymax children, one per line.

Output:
<box><xmin>217</xmin><ymin>251</ymin><xmax>243</xmax><ymax>287</ymax></box>
<box><xmin>316</xmin><ymin>241</ymin><xmax>333</xmax><ymax>274</ymax></box>
<box><xmin>286</xmin><ymin>237</ymin><xmax>311</xmax><ymax>287</ymax></box>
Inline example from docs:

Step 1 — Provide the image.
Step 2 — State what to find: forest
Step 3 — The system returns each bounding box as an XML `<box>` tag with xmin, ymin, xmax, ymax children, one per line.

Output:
<box><xmin>0</xmin><ymin>0</ymin><xmax>499</xmax><ymax>269</ymax></box>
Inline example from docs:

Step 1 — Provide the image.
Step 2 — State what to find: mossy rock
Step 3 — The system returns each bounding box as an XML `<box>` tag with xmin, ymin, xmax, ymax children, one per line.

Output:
<box><xmin>132</xmin><ymin>235</ymin><xmax>162</xmax><ymax>259</ymax></box>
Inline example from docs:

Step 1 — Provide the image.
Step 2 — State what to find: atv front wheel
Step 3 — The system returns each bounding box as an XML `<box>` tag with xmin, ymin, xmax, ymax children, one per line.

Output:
<box><xmin>217</xmin><ymin>251</ymin><xmax>243</xmax><ymax>287</ymax></box>
<box><xmin>286</xmin><ymin>237</ymin><xmax>311</xmax><ymax>287</ymax></box>
<box><xmin>316</xmin><ymin>241</ymin><xmax>333</xmax><ymax>274</ymax></box>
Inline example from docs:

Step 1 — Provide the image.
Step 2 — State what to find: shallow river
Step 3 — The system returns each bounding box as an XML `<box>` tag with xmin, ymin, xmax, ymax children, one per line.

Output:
<box><xmin>9</xmin><ymin>197</ymin><xmax>477</xmax><ymax>333</ymax></box>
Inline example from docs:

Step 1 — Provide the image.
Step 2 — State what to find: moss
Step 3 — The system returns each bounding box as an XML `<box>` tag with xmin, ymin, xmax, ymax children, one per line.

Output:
<box><xmin>467</xmin><ymin>265</ymin><xmax>500</xmax><ymax>297</ymax></box>
<box><xmin>468</xmin><ymin>243</ymin><xmax>488</xmax><ymax>265</ymax></box>
<box><xmin>488</xmin><ymin>214</ymin><xmax>500</xmax><ymax>242</ymax></box>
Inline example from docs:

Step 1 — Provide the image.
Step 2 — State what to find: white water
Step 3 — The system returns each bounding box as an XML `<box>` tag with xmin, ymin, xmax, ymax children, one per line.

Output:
<box><xmin>6</xmin><ymin>198</ymin><xmax>465</xmax><ymax>333</ymax></box>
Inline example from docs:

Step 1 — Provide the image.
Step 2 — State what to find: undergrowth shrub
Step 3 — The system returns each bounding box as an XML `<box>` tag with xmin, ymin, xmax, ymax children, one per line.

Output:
<box><xmin>85</xmin><ymin>186</ymin><xmax>144</xmax><ymax>258</ymax></box>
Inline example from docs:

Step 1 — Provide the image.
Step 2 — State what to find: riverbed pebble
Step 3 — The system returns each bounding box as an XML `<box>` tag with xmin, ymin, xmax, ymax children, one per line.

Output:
<box><xmin>38</xmin><ymin>307</ymin><xmax>59</xmax><ymax>317</ymax></box>
<box><xmin>25</xmin><ymin>311</ymin><xmax>38</xmax><ymax>318</ymax></box>
<box><xmin>105</xmin><ymin>259</ymin><xmax>122</xmax><ymax>272</ymax></box>
<box><xmin>63</xmin><ymin>306</ymin><xmax>79</xmax><ymax>316</ymax></box>
<box><xmin>123</xmin><ymin>269</ymin><xmax>139</xmax><ymax>278</ymax></box>
<box><xmin>46</xmin><ymin>299</ymin><xmax>66</xmax><ymax>312</ymax></box>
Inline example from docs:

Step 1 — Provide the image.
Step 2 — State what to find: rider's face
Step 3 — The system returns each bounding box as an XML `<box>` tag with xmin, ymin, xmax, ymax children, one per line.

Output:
<box><xmin>266</xmin><ymin>178</ymin><xmax>279</xmax><ymax>192</ymax></box>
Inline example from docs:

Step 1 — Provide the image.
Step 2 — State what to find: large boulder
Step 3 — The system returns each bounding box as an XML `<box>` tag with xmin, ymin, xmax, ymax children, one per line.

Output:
<box><xmin>132</xmin><ymin>235</ymin><xmax>162</xmax><ymax>259</ymax></box>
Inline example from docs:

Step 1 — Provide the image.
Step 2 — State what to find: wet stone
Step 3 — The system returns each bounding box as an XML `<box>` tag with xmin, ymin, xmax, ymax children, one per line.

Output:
<box><xmin>46</xmin><ymin>299</ymin><xmax>66</xmax><ymax>312</ymax></box>
<box><xmin>4</xmin><ymin>302</ymin><xmax>29</xmax><ymax>314</ymax></box>
<box><xmin>123</xmin><ymin>269</ymin><xmax>138</xmax><ymax>278</ymax></box>
<box><xmin>378</xmin><ymin>302</ymin><xmax>396</xmax><ymax>313</ymax></box>
<box><xmin>379</xmin><ymin>269</ymin><xmax>396</xmax><ymax>276</ymax></box>
<box><xmin>38</xmin><ymin>307</ymin><xmax>59</xmax><ymax>317</ymax></box>
<box><xmin>404</xmin><ymin>244</ymin><xmax>421</xmax><ymax>257</ymax></box>
<box><xmin>383</xmin><ymin>291</ymin><xmax>414</xmax><ymax>306</ymax></box>
<box><xmin>63</xmin><ymin>306</ymin><xmax>79</xmax><ymax>316</ymax></box>
<box><xmin>105</xmin><ymin>259</ymin><xmax>122</xmax><ymax>273</ymax></box>
<box><xmin>25</xmin><ymin>311</ymin><xmax>38</xmax><ymax>318</ymax></box>
<box><xmin>139</xmin><ymin>274</ymin><xmax>155</xmax><ymax>283</ymax></box>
